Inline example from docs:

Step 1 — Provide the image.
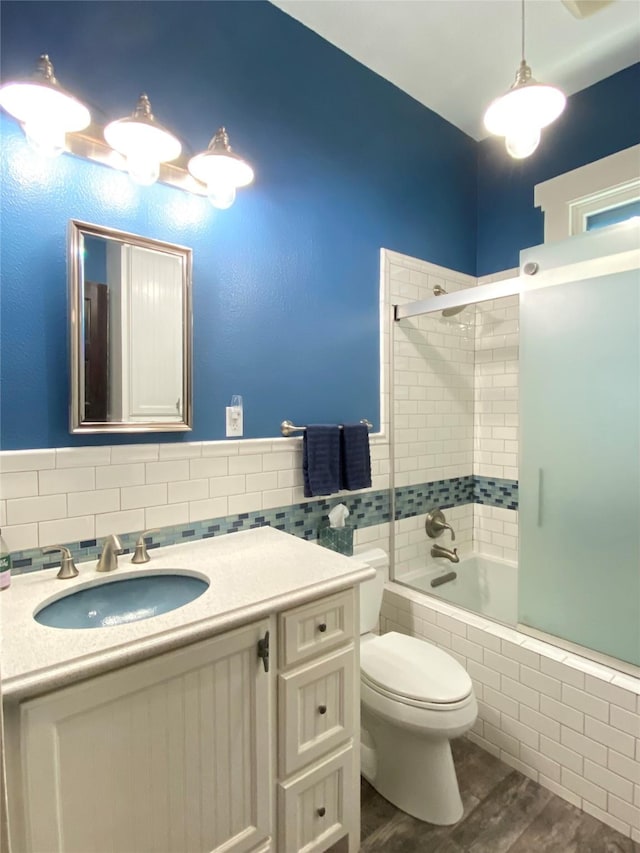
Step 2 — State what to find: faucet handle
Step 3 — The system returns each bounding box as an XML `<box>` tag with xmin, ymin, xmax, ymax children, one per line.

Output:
<box><xmin>425</xmin><ymin>508</ymin><xmax>456</xmax><ymax>541</ymax></box>
<box><xmin>43</xmin><ymin>545</ymin><xmax>79</xmax><ymax>580</ymax></box>
<box><xmin>131</xmin><ymin>529</ymin><xmax>159</xmax><ymax>564</ymax></box>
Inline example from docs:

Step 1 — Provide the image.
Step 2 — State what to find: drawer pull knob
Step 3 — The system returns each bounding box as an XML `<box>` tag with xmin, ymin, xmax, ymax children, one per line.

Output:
<box><xmin>318</xmin><ymin>704</ymin><xmax>327</xmax><ymax>715</ymax></box>
<box><xmin>317</xmin><ymin>807</ymin><xmax>326</xmax><ymax>818</ymax></box>
<box><xmin>318</xmin><ymin>622</ymin><xmax>327</xmax><ymax>633</ymax></box>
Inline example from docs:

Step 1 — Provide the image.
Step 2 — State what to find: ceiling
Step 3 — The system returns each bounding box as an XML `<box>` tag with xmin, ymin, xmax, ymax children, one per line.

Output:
<box><xmin>271</xmin><ymin>0</ymin><xmax>640</xmax><ymax>140</ymax></box>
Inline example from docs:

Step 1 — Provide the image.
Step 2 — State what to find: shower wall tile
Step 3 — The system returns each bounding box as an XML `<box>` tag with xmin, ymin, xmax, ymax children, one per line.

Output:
<box><xmin>389</xmin><ymin>251</ymin><xmax>476</xmax><ymax>489</ymax></box>
<box><xmin>389</xmin><ymin>253</ymin><xmax>521</xmax><ymax>564</ymax></box>
<box><xmin>473</xmin><ymin>269</ymin><xmax>520</xmax><ymax>560</ymax></box>
<box><xmin>381</xmin><ymin>584</ymin><xmax>640</xmax><ymax>840</ymax></box>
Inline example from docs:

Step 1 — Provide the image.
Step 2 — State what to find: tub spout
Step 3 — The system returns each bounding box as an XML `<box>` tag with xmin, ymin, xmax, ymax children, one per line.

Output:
<box><xmin>431</xmin><ymin>544</ymin><xmax>459</xmax><ymax>563</ymax></box>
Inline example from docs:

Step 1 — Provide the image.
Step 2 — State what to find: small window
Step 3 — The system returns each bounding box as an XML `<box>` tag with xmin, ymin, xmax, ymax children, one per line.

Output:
<box><xmin>586</xmin><ymin>199</ymin><xmax>640</xmax><ymax>231</ymax></box>
<box><xmin>535</xmin><ymin>145</ymin><xmax>640</xmax><ymax>242</ymax></box>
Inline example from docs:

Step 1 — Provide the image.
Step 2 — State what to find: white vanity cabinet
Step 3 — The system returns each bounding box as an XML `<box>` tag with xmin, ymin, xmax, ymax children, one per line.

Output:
<box><xmin>277</xmin><ymin>588</ymin><xmax>360</xmax><ymax>853</ymax></box>
<box><xmin>9</xmin><ymin>620</ymin><xmax>273</xmax><ymax>853</ymax></box>
<box><xmin>5</xmin><ymin>587</ymin><xmax>361</xmax><ymax>853</ymax></box>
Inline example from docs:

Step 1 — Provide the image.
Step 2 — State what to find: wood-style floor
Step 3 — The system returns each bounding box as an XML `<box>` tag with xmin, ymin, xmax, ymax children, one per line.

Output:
<box><xmin>349</xmin><ymin>738</ymin><xmax>639</xmax><ymax>852</ymax></box>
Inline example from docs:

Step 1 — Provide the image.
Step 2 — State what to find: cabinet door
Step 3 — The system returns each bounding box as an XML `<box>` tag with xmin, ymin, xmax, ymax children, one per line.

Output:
<box><xmin>278</xmin><ymin>745</ymin><xmax>355</xmax><ymax>853</ymax></box>
<box><xmin>279</xmin><ymin>646</ymin><xmax>355</xmax><ymax>776</ymax></box>
<box><xmin>20</xmin><ymin>621</ymin><xmax>273</xmax><ymax>853</ymax></box>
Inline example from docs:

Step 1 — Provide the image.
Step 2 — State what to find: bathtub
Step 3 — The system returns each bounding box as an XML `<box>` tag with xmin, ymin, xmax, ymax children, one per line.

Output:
<box><xmin>399</xmin><ymin>553</ymin><xmax>517</xmax><ymax>625</ymax></box>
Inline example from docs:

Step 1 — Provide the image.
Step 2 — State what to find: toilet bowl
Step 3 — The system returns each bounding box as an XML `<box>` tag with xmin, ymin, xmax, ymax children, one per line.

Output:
<box><xmin>353</xmin><ymin>549</ymin><xmax>477</xmax><ymax>825</ymax></box>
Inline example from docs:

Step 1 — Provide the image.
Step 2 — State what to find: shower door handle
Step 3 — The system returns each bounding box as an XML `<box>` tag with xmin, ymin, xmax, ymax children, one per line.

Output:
<box><xmin>537</xmin><ymin>468</ymin><xmax>544</xmax><ymax>527</ymax></box>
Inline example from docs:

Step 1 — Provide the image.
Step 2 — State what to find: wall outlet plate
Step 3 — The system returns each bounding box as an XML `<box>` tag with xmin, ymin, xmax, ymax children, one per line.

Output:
<box><xmin>226</xmin><ymin>407</ymin><xmax>243</xmax><ymax>437</ymax></box>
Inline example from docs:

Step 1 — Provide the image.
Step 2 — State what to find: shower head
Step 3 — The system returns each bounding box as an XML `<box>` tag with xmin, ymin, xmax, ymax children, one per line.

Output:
<box><xmin>433</xmin><ymin>284</ymin><xmax>468</xmax><ymax>317</ymax></box>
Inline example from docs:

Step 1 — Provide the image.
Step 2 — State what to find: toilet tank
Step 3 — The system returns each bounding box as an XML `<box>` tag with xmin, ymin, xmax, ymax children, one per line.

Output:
<box><xmin>351</xmin><ymin>549</ymin><xmax>389</xmax><ymax>634</ymax></box>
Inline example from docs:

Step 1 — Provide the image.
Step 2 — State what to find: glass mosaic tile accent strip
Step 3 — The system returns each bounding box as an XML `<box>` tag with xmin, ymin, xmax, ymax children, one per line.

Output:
<box><xmin>394</xmin><ymin>476</ymin><xmax>474</xmax><ymax>520</ymax></box>
<box><xmin>473</xmin><ymin>476</ymin><xmax>519</xmax><ymax>510</ymax></box>
<box><xmin>9</xmin><ymin>489</ymin><xmax>391</xmax><ymax>575</ymax></box>
<box><xmin>9</xmin><ymin>476</ymin><xmax>518</xmax><ymax>576</ymax></box>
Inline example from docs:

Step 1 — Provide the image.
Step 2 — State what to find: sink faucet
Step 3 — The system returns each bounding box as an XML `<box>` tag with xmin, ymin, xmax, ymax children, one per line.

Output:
<box><xmin>96</xmin><ymin>533</ymin><xmax>123</xmax><ymax>572</ymax></box>
<box><xmin>431</xmin><ymin>543</ymin><xmax>460</xmax><ymax>564</ymax></box>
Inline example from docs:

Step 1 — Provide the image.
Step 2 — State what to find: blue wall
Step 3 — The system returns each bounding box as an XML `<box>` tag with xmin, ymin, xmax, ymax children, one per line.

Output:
<box><xmin>476</xmin><ymin>63</ymin><xmax>640</xmax><ymax>276</ymax></box>
<box><xmin>2</xmin><ymin>2</ymin><xmax>637</xmax><ymax>451</ymax></box>
<box><xmin>0</xmin><ymin>0</ymin><xmax>477</xmax><ymax>450</ymax></box>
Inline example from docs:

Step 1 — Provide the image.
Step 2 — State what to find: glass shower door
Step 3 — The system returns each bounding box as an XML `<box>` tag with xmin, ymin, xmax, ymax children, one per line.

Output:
<box><xmin>519</xmin><ymin>261</ymin><xmax>640</xmax><ymax>665</ymax></box>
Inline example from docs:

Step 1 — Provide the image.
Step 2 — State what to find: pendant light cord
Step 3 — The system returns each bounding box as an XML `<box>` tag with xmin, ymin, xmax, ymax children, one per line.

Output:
<box><xmin>521</xmin><ymin>0</ymin><xmax>526</xmax><ymax>62</ymax></box>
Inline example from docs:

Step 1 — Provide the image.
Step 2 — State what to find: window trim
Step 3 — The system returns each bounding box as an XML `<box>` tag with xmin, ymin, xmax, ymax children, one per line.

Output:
<box><xmin>534</xmin><ymin>144</ymin><xmax>640</xmax><ymax>242</ymax></box>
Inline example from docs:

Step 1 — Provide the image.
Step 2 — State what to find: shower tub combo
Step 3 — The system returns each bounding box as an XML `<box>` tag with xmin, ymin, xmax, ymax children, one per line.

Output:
<box><xmin>385</xmin><ymin>223</ymin><xmax>640</xmax><ymax>839</ymax></box>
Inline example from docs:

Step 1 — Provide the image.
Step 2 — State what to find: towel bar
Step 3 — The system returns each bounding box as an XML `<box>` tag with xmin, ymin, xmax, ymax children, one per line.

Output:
<box><xmin>280</xmin><ymin>419</ymin><xmax>373</xmax><ymax>437</ymax></box>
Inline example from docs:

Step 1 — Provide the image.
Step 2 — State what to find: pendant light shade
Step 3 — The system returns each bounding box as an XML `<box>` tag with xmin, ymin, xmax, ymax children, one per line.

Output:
<box><xmin>188</xmin><ymin>128</ymin><xmax>254</xmax><ymax>209</ymax></box>
<box><xmin>482</xmin><ymin>3</ymin><xmax>566</xmax><ymax>159</ymax></box>
<box><xmin>484</xmin><ymin>61</ymin><xmax>566</xmax><ymax>137</ymax></box>
<box><xmin>0</xmin><ymin>54</ymin><xmax>90</xmax><ymax>157</ymax></box>
<box><xmin>104</xmin><ymin>94</ymin><xmax>182</xmax><ymax>185</ymax></box>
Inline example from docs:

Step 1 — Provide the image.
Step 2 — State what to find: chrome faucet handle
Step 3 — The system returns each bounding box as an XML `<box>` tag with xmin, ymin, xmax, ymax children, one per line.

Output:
<box><xmin>425</xmin><ymin>508</ymin><xmax>456</xmax><ymax>541</ymax></box>
<box><xmin>96</xmin><ymin>533</ymin><xmax>123</xmax><ymax>573</ymax></box>
<box><xmin>43</xmin><ymin>545</ymin><xmax>79</xmax><ymax>580</ymax></box>
<box><xmin>131</xmin><ymin>529</ymin><xmax>160</xmax><ymax>564</ymax></box>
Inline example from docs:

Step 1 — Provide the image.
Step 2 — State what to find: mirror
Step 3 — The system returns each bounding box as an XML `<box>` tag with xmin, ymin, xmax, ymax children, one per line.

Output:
<box><xmin>68</xmin><ymin>220</ymin><xmax>192</xmax><ymax>433</ymax></box>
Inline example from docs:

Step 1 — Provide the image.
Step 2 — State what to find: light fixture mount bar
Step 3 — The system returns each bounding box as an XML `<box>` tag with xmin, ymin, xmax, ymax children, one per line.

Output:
<box><xmin>65</xmin><ymin>122</ymin><xmax>208</xmax><ymax>196</ymax></box>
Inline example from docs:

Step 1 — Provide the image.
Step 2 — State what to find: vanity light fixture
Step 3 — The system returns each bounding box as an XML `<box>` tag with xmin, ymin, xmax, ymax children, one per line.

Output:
<box><xmin>103</xmin><ymin>94</ymin><xmax>182</xmax><ymax>186</ymax></box>
<box><xmin>483</xmin><ymin>0</ymin><xmax>566</xmax><ymax>159</ymax></box>
<box><xmin>1</xmin><ymin>55</ymin><xmax>254</xmax><ymax>207</ymax></box>
<box><xmin>188</xmin><ymin>127</ymin><xmax>254</xmax><ymax>209</ymax></box>
<box><xmin>0</xmin><ymin>54</ymin><xmax>90</xmax><ymax>158</ymax></box>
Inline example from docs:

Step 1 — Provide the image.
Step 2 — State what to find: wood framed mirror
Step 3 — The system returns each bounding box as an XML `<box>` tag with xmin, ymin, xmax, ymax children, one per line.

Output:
<box><xmin>68</xmin><ymin>220</ymin><xmax>193</xmax><ymax>433</ymax></box>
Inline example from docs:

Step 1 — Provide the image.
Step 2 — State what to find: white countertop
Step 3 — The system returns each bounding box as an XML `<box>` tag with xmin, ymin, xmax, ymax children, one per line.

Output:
<box><xmin>0</xmin><ymin>527</ymin><xmax>374</xmax><ymax>702</ymax></box>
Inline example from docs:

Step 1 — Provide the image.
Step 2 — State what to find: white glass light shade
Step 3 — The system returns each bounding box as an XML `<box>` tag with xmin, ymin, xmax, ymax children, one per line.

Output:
<box><xmin>0</xmin><ymin>80</ymin><xmax>90</xmax><ymax>131</ymax></box>
<box><xmin>188</xmin><ymin>150</ymin><xmax>254</xmax><ymax>189</ymax></box>
<box><xmin>104</xmin><ymin>115</ymin><xmax>182</xmax><ymax>164</ymax></box>
<box><xmin>484</xmin><ymin>80</ymin><xmax>566</xmax><ymax>137</ymax></box>
<box><xmin>188</xmin><ymin>127</ymin><xmax>254</xmax><ymax>209</ymax></box>
<box><xmin>506</xmin><ymin>125</ymin><xmax>541</xmax><ymax>159</ymax></box>
<box><xmin>104</xmin><ymin>94</ymin><xmax>181</xmax><ymax>186</ymax></box>
<box><xmin>0</xmin><ymin>55</ymin><xmax>90</xmax><ymax>158</ymax></box>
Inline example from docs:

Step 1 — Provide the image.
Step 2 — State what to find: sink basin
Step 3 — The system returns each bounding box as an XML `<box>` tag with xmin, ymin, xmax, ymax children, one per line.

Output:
<box><xmin>34</xmin><ymin>573</ymin><xmax>210</xmax><ymax>630</ymax></box>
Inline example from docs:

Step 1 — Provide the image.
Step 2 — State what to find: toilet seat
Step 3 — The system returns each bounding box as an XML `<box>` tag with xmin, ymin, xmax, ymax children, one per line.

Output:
<box><xmin>361</xmin><ymin>674</ymin><xmax>475</xmax><ymax>712</ymax></box>
<box><xmin>360</xmin><ymin>632</ymin><xmax>473</xmax><ymax>707</ymax></box>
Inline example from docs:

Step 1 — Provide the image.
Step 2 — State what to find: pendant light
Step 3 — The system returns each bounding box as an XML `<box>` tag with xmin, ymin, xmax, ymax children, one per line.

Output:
<box><xmin>104</xmin><ymin>94</ymin><xmax>182</xmax><ymax>186</ymax></box>
<box><xmin>0</xmin><ymin>54</ymin><xmax>90</xmax><ymax>157</ymax></box>
<box><xmin>188</xmin><ymin>127</ymin><xmax>254</xmax><ymax>209</ymax></box>
<box><xmin>483</xmin><ymin>0</ymin><xmax>566</xmax><ymax>159</ymax></box>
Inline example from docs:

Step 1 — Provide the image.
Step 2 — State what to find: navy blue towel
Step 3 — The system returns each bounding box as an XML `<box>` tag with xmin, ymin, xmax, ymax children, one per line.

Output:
<box><xmin>341</xmin><ymin>423</ymin><xmax>372</xmax><ymax>491</ymax></box>
<box><xmin>303</xmin><ymin>425</ymin><xmax>342</xmax><ymax>497</ymax></box>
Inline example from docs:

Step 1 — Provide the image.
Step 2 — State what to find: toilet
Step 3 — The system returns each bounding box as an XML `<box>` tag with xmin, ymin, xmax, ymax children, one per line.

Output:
<box><xmin>353</xmin><ymin>549</ymin><xmax>477</xmax><ymax>826</ymax></box>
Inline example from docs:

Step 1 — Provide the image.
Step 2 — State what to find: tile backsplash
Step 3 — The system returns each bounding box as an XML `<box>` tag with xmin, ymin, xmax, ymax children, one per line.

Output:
<box><xmin>0</xmin><ymin>437</ymin><xmax>391</xmax><ymax>559</ymax></box>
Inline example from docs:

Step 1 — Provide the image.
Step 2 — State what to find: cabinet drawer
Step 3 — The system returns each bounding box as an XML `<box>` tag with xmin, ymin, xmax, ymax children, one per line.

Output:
<box><xmin>279</xmin><ymin>589</ymin><xmax>355</xmax><ymax>669</ymax></box>
<box><xmin>279</xmin><ymin>646</ymin><xmax>355</xmax><ymax>776</ymax></box>
<box><xmin>278</xmin><ymin>745</ymin><xmax>354</xmax><ymax>853</ymax></box>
